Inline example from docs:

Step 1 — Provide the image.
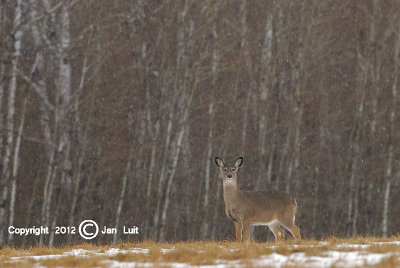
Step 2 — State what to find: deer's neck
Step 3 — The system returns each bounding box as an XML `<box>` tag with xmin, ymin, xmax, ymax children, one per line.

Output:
<box><xmin>223</xmin><ymin>181</ymin><xmax>239</xmax><ymax>204</ymax></box>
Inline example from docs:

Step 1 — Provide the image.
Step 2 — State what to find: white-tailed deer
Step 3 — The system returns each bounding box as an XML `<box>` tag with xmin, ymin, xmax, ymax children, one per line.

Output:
<box><xmin>215</xmin><ymin>156</ymin><xmax>301</xmax><ymax>242</ymax></box>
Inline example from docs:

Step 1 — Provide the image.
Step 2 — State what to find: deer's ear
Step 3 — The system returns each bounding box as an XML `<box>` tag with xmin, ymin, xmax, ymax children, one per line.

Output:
<box><xmin>215</xmin><ymin>157</ymin><xmax>224</xmax><ymax>168</ymax></box>
<box><xmin>234</xmin><ymin>157</ymin><xmax>243</xmax><ymax>168</ymax></box>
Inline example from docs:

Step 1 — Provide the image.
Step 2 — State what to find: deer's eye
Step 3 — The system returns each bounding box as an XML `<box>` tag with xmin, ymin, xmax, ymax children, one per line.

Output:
<box><xmin>224</xmin><ymin>168</ymin><xmax>227</xmax><ymax>172</ymax></box>
<box><xmin>231</xmin><ymin>168</ymin><xmax>235</xmax><ymax>171</ymax></box>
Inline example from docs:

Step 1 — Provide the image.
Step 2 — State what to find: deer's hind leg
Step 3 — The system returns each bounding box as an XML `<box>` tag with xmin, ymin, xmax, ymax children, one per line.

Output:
<box><xmin>284</xmin><ymin>223</ymin><xmax>301</xmax><ymax>240</ymax></box>
<box><xmin>279</xmin><ymin>216</ymin><xmax>301</xmax><ymax>240</ymax></box>
<box><xmin>268</xmin><ymin>222</ymin><xmax>285</xmax><ymax>241</ymax></box>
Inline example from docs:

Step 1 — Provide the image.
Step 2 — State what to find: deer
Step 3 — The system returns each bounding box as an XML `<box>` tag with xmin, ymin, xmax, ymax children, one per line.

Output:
<box><xmin>215</xmin><ymin>156</ymin><xmax>301</xmax><ymax>242</ymax></box>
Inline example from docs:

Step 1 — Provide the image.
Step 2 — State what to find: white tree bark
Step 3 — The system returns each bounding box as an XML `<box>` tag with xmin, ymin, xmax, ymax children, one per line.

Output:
<box><xmin>40</xmin><ymin>3</ymin><xmax>73</xmax><ymax>246</ymax></box>
<box><xmin>153</xmin><ymin>0</ymin><xmax>189</xmax><ymax>241</ymax></box>
<box><xmin>144</xmin><ymin>116</ymin><xmax>161</xmax><ymax>238</ymax></box>
<box><xmin>257</xmin><ymin>13</ymin><xmax>273</xmax><ymax>187</ymax></box>
<box><xmin>7</xmin><ymin>90</ymin><xmax>29</xmax><ymax>244</ymax></box>
<box><xmin>153</xmin><ymin>107</ymin><xmax>175</xmax><ymax>239</ymax></box>
<box><xmin>0</xmin><ymin>63</ymin><xmax>4</xmax><ymax>149</ymax></box>
<box><xmin>346</xmin><ymin>92</ymin><xmax>365</xmax><ymax>237</ymax></box>
<box><xmin>252</xmin><ymin>13</ymin><xmax>273</xmax><ymax>240</ymax></box>
<box><xmin>51</xmin><ymin>6</ymin><xmax>72</xmax><ymax>220</ymax></box>
<box><xmin>382</xmin><ymin>23</ymin><xmax>399</xmax><ymax>237</ymax></box>
<box><xmin>201</xmin><ymin>11</ymin><xmax>219</xmax><ymax>238</ymax></box>
<box><xmin>8</xmin><ymin>14</ymin><xmax>46</xmax><ymax>241</ymax></box>
<box><xmin>0</xmin><ymin>0</ymin><xmax>22</xmax><ymax>246</ymax></box>
<box><xmin>159</xmin><ymin>122</ymin><xmax>187</xmax><ymax>241</ymax></box>
<box><xmin>67</xmin><ymin>54</ymin><xmax>97</xmax><ymax>244</ymax></box>
<box><xmin>352</xmin><ymin>182</ymin><xmax>359</xmax><ymax>236</ymax></box>
<box><xmin>59</xmin><ymin>4</ymin><xmax>72</xmax><ymax>113</ymax></box>
<box><xmin>289</xmin><ymin>2</ymin><xmax>307</xmax><ymax>194</ymax></box>
<box><xmin>159</xmin><ymin>44</ymin><xmax>198</xmax><ymax>241</ymax></box>
<box><xmin>142</xmin><ymin>30</ymin><xmax>164</xmax><ymax>238</ymax></box>
<box><xmin>211</xmin><ymin>148</ymin><xmax>226</xmax><ymax>240</ymax></box>
<box><xmin>201</xmin><ymin>101</ymin><xmax>214</xmax><ymax>239</ymax></box>
<box><xmin>311</xmin><ymin>167</ymin><xmax>319</xmax><ymax>238</ymax></box>
<box><xmin>382</xmin><ymin>179</ymin><xmax>391</xmax><ymax>237</ymax></box>
<box><xmin>349</xmin><ymin>51</ymin><xmax>368</xmax><ymax>237</ymax></box>
<box><xmin>113</xmin><ymin>146</ymin><xmax>134</xmax><ymax>244</ymax></box>
<box><xmin>276</xmin><ymin>127</ymin><xmax>291</xmax><ymax>188</ymax></box>
<box><xmin>266</xmin><ymin>106</ymin><xmax>279</xmax><ymax>184</ymax></box>
<box><xmin>239</xmin><ymin>0</ymin><xmax>254</xmax><ymax>154</ymax></box>
<box><xmin>40</xmin><ymin>149</ymin><xmax>55</xmax><ymax>246</ymax></box>
<box><xmin>49</xmin><ymin>140</ymin><xmax>71</xmax><ymax>247</ymax></box>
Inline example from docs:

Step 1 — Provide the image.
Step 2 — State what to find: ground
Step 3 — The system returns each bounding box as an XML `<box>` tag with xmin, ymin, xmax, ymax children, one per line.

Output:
<box><xmin>1</xmin><ymin>236</ymin><xmax>400</xmax><ymax>267</ymax></box>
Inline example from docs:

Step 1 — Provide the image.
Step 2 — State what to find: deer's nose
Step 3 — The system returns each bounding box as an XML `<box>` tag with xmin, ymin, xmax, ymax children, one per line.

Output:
<box><xmin>227</xmin><ymin>173</ymin><xmax>232</xmax><ymax>178</ymax></box>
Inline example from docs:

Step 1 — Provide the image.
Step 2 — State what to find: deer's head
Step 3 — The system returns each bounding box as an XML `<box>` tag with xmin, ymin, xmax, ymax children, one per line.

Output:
<box><xmin>215</xmin><ymin>157</ymin><xmax>243</xmax><ymax>185</ymax></box>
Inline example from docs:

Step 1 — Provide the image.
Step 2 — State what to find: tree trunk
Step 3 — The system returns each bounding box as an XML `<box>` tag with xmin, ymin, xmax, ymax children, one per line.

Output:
<box><xmin>276</xmin><ymin>127</ymin><xmax>291</xmax><ymax>189</ymax></box>
<box><xmin>211</xmin><ymin>148</ymin><xmax>226</xmax><ymax>240</ymax></box>
<box><xmin>7</xmin><ymin>88</ymin><xmax>29</xmax><ymax>245</ymax></box>
<box><xmin>153</xmin><ymin>1</ymin><xmax>190</xmax><ymax>241</ymax></box>
<box><xmin>113</xmin><ymin>146</ymin><xmax>134</xmax><ymax>244</ymax></box>
<box><xmin>311</xmin><ymin>168</ymin><xmax>319</xmax><ymax>238</ymax></box>
<box><xmin>159</xmin><ymin>56</ymin><xmax>198</xmax><ymax>240</ymax></box>
<box><xmin>22</xmin><ymin>170</ymin><xmax>41</xmax><ymax>247</ymax></box>
<box><xmin>256</xmin><ymin>13</ymin><xmax>273</xmax><ymax>189</ymax></box>
<box><xmin>201</xmin><ymin>13</ymin><xmax>219</xmax><ymax>238</ymax></box>
<box><xmin>159</xmin><ymin>123</ymin><xmax>187</xmax><ymax>241</ymax></box>
<box><xmin>382</xmin><ymin>179</ymin><xmax>391</xmax><ymax>237</ymax></box>
<box><xmin>382</xmin><ymin>25</ymin><xmax>399</xmax><ymax>237</ymax></box>
<box><xmin>66</xmin><ymin>62</ymin><xmax>98</xmax><ymax>245</ymax></box>
<box><xmin>201</xmin><ymin>101</ymin><xmax>214</xmax><ymax>240</ymax></box>
<box><xmin>0</xmin><ymin>0</ymin><xmax>22</xmax><ymax>246</ymax></box>
<box><xmin>152</xmin><ymin>105</ymin><xmax>175</xmax><ymax>240</ymax></box>
<box><xmin>49</xmin><ymin>140</ymin><xmax>71</xmax><ymax>247</ymax></box>
<box><xmin>0</xmin><ymin>63</ymin><xmax>4</xmax><ymax>151</ymax></box>
<box><xmin>144</xmin><ymin>117</ymin><xmax>161</xmax><ymax>238</ymax></box>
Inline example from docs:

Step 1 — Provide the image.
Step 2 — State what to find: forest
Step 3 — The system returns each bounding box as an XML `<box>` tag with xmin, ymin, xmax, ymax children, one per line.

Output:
<box><xmin>0</xmin><ymin>0</ymin><xmax>400</xmax><ymax>247</ymax></box>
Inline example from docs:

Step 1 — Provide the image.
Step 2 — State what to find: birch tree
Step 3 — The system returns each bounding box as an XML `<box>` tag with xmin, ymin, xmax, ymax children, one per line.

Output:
<box><xmin>382</xmin><ymin>20</ymin><xmax>400</xmax><ymax>236</ymax></box>
<box><xmin>201</xmin><ymin>2</ymin><xmax>219</xmax><ymax>240</ymax></box>
<box><xmin>256</xmin><ymin>11</ymin><xmax>273</xmax><ymax>189</ymax></box>
<box><xmin>0</xmin><ymin>0</ymin><xmax>22</xmax><ymax>246</ymax></box>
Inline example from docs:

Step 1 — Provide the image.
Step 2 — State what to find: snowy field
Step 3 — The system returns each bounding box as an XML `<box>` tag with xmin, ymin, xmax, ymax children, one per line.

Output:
<box><xmin>2</xmin><ymin>239</ymin><xmax>400</xmax><ymax>267</ymax></box>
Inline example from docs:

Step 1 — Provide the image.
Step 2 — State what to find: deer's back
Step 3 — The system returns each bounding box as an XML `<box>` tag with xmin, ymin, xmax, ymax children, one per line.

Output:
<box><xmin>238</xmin><ymin>189</ymin><xmax>296</xmax><ymax>220</ymax></box>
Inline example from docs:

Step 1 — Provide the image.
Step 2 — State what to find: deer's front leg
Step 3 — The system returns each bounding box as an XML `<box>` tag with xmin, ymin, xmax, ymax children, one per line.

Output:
<box><xmin>234</xmin><ymin>222</ymin><xmax>242</xmax><ymax>242</ymax></box>
<box><xmin>242</xmin><ymin>219</ymin><xmax>251</xmax><ymax>243</ymax></box>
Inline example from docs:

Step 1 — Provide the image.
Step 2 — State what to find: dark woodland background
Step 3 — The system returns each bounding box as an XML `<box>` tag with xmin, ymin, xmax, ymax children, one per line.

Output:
<box><xmin>1</xmin><ymin>0</ymin><xmax>400</xmax><ymax>247</ymax></box>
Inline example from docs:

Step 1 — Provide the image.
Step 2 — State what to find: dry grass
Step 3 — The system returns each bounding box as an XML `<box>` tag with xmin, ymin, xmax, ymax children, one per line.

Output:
<box><xmin>38</xmin><ymin>255</ymin><xmax>109</xmax><ymax>268</ymax></box>
<box><xmin>373</xmin><ymin>255</ymin><xmax>400</xmax><ymax>268</ymax></box>
<box><xmin>0</xmin><ymin>235</ymin><xmax>399</xmax><ymax>267</ymax></box>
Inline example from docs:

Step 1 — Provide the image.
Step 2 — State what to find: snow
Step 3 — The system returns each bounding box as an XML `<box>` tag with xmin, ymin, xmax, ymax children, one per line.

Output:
<box><xmin>374</xmin><ymin>241</ymin><xmax>400</xmax><ymax>245</ymax></box>
<box><xmin>6</xmin><ymin>241</ymin><xmax>400</xmax><ymax>267</ymax></box>
<box><xmin>254</xmin><ymin>251</ymin><xmax>393</xmax><ymax>268</ymax></box>
<box><xmin>100</xmin><ymin>248</ymin><xmax>150</xmax><ymax>255</ymax></box>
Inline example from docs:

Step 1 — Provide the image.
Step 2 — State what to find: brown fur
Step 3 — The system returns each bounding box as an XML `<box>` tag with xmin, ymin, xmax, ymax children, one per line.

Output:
<box><xmin>215</xmin><ymin>157</ymin><xmax>301</xmax><ymax>242</ymax></box>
